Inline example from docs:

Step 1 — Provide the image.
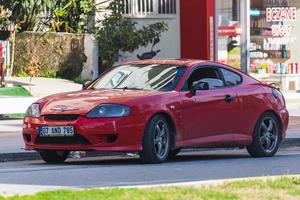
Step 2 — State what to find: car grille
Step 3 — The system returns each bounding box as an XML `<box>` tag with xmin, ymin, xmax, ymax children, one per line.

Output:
<box><xmin>44</xmin><ymin>115</ymin><xmax>79</xmax><ymax>121</ymax></box>
<box><xmin>35</xmin><ymin>135</ymin><xmax>91</xmax><ymax>145</ymax></box>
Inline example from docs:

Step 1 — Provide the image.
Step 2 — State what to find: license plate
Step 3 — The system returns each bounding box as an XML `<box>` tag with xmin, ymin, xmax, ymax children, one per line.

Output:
<box><xmin>39</xmin><ymin>126</ymin><xmax>75</xmax><ymax>137</ymax></box>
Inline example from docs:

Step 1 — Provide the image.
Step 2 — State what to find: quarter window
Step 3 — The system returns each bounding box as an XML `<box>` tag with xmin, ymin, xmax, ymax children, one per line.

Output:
<box><xmin>220</xmin><ymin>68</ymin><xmax>242</xmax><ymax>86</ymax></box>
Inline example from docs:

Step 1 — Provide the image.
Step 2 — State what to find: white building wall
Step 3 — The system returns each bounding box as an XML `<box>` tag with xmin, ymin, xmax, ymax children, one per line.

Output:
<box><xmin>81</xmin><ymin>34</ymin><xmax>99</xmax><ymax>81</ymax></box>
<box><xmin>127</xmin><ymin>15</ymin><xmax>181</xmax><ymax>61</ymax></box>
<box><xmin>95</xmin><ymin>0</ymin><xmax>181</xmax><ymax>63</ymax></box>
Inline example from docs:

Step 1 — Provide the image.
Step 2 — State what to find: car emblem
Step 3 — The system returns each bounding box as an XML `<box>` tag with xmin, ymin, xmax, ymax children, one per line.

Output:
<box><xmin>50</xmin><ymin>106</ymin><xmax>79</xmax><ymax>112</ymax></box>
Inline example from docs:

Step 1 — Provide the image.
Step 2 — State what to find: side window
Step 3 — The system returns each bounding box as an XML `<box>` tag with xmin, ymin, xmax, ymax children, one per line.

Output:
<box><xmin>220</xmin><ymin>68</ymin><xmax>242</xmax><ymax>87</ymax></box>
<box><xmin>186</xmin><ymin>67</ymin><xmax>225</xmax><ymax>90</ymax></box>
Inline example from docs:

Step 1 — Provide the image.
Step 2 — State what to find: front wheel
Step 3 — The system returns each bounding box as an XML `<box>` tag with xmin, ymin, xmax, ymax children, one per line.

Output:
<box><xmin>139</xmin><ymin>115</ymin><xmax>171</xmax><ymax>163</ymax></box>
<box><xmin>39</xmin><ymin>150</ymin><xmax>69</xmax><ymax>164</ymax></box>
<box><xmin>247</xmin><ymin>112</ymin><xmax>281</xmax><ymax>157</ymax></box>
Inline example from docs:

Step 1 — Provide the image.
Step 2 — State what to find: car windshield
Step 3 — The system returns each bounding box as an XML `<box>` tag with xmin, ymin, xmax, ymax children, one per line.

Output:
<box><xmin>89</xmin><ymin>64</ymin><xmax>187</xmax><ymax>91</ymax></box>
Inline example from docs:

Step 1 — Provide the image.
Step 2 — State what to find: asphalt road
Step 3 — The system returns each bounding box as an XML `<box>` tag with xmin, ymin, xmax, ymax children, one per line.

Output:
<box><xmin>0</xmin><ymin>148</ymin><xmax>300</xmax><ymax>188</ymax></box>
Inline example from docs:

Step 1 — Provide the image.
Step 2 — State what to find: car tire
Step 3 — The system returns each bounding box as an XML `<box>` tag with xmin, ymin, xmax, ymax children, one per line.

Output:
<box><xmin>139</xmin><ymin>115</ymin><xmax>171</xmax><ymax>164</ymax></box>
<box><xmin>168</xmin><ymin>148</ymin><xmax>181</xmax><ymax>158</ymax></box>
<box><xmin>39</xmin><ymin>150</ymin><xmax>69</xmax><ymax>164</ymax></box>
<box><xmin>246</xmin><ymin>112</ymin><xmax>281</xmax><ymax>157</ymax></box>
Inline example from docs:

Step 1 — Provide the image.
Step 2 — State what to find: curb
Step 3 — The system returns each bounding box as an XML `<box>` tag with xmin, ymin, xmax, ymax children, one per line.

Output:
<box><xmin>281</xmin><ymin>138</ymin><xmax>300</xmax><ymax>147</ymax></box>
<box><xmin>1</xmin><ymin>175</ymin><xmax>300</xmax><ymax>197</ymax></box>
<box><xmin>0</xmin><ymin>152</ymin><xmax>40</xmax><ymax>162</ymax></box>
<box><xmin>111</xmin><ymin>175</ymin><xmax>300</xmax><ymax>190</ymax></box>
<box><xmin>1</xmin><ymin>138</ymin><xmax>300</xmax><ymax>163</ymax></box>
<box><xmin>0</xmin><ymin>151</ymin><xmax>124</xmax><ymax>163</ymax></box>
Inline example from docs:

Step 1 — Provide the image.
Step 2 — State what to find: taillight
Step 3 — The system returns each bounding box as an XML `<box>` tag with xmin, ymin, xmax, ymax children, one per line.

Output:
<box><xmin>272</xmin><ymin>88</ymin><xmax>286</xmax><ymax>108</ymax></box>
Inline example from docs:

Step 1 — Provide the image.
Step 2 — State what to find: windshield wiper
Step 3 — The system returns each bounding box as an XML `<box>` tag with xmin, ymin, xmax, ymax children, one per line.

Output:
<box><xmin>114</xmin><ymin>86</ymin><xmax>145</xmax><ymax>91</ymax></box>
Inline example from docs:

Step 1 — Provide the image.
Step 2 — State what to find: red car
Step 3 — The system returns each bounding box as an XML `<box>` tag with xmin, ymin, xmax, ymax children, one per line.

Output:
<box><xmin>23</xmin><ymin>59</ymin><xmax>289</xmax><ymax>164</ymax></box>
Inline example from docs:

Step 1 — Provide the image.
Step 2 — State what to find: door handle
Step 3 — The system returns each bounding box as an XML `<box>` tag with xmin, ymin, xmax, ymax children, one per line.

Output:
<box><xmin>224</xmin><ymin>95</ymin><xmax>234</xmax><ymax>103</ymax></box>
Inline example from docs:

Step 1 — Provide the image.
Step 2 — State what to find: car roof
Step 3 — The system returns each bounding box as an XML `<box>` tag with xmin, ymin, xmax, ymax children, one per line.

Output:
<box><xmin>122</xmin><ymin>59</ymin><xmax>247</xmax><ymax>75</ymax></box>
<box><xmin>123</xmin><ymin>59</ymin><xmax>205</xmax><ymax>67</ymax></box>
<box><xmin>116</xmin><ymin>59</ymin><xmax>259</xmax><ymax>87</ymax></box>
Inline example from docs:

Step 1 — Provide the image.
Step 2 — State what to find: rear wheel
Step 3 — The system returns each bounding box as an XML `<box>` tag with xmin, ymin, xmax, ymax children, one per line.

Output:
<box><xmin>39</xmin><ymin>150</ymin><xmax>69</xmax><ymax>164</ymax></box>
<box><xmin>139</xmin><ymin>115</ymin><xmax>171</xmax><ymax>163</ymax></box>
<box><xmin>247</xmin><ymin>112</ymin><xmax>281</xmax><ymax>157</ymax></box>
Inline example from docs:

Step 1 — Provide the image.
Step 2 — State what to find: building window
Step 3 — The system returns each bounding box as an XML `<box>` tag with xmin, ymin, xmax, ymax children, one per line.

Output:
<box><xmin>158</xmin><ymin>0</ymin><xmax>176</xmax><ymax>14</ymax></box>
<box><xmin>122</xmin><ymin>0</ymin><xmax>177</xmax><ymax>17</ymax></box>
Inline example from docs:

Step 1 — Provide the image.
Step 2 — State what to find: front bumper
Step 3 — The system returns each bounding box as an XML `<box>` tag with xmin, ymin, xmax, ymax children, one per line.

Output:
<box><xmin>23</xmin><ymin>115</ymin><xmax>145</xmax><ymax>152</ymax></box>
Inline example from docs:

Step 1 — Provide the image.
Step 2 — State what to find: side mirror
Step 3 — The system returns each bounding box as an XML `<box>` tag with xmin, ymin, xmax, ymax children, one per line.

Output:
<box><xmin>190</xmin><ymin>81</ymin><xmax>209</xmax><ymax>96</ymax></box>
<box><xmin>82</xmin><ymin>80</ymin><xmax>91</xmax><ymax>90</ymax></box>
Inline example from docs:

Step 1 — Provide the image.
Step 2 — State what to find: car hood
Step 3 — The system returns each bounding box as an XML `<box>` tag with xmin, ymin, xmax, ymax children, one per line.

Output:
<box><xmin>39</xmin><ymin>89</ymin><xmax>160</xmax><ymax>115</ymax></box>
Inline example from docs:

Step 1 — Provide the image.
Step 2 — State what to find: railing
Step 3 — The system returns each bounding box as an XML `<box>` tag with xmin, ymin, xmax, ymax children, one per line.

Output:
<box><xmin>123</xmin><ymin>0</ymin><xmax>177</xmax><ymax>17</ymax></box>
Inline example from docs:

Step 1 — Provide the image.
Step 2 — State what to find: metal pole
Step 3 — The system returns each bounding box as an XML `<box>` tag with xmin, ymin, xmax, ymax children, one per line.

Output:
<box><xmin>240</xmin><ymin>0</ymin><xmax>250</xmax><ymax>74</ymax></box>
<box><xmin>215</xmin><ymin>0</ymin><xmax>219</xmax><ymax>62</ymax></box>
<box><xmin>10</xmin><ymin>27</ymin><xmax>16</xmax><ymax>77</ymax></box>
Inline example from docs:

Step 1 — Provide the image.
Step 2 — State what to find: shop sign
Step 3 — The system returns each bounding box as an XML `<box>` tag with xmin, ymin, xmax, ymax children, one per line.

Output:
<box><xmin>271</xmin><ymin>25</ymin><xmax>292</xmax><ymax>37</ymax></box>
<box><xmin>266</xmin><ymin>7</ymin><xmax>297</xmax><ymax>22</ymax></box>
<box><xmin>250</xmin><ymin>9</ymin><xmax>261</xmax><ymax>17</ymax></box>
<box><xmin>218</xmin><ymin>25</ymin><xmax>241</xmax><ymax>37</ymax></box>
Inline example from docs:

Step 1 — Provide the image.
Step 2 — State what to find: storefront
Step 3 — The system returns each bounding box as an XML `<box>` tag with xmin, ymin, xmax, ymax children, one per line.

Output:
<box><xmin>248</xmin><ymin>0</ymin><xmax>300</xmax><ymax>92</ymax></box>
<box><xmin>216</xmin><ymin>0</ymin><xmax>300</xmax><ymax>92</ymax></box>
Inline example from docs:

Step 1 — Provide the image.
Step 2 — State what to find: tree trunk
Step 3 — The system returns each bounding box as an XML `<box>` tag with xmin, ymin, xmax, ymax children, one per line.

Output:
<box><xmin>9</xmin><ymin>28</ymin><xmax>16</xmax><ymax>76</ymax></box>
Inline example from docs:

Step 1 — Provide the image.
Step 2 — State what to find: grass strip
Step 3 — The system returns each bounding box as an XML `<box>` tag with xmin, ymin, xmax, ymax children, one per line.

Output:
<box><xmin>1</xmin><ymin>176</ymin><xmax>300</xmax><ymax>200</ymax></box>
<box><xmin>0</xmin><ymin>113</ymin><xmax>25</xmax><ymax>119</ymax></box>
<box><xmin>0</xmin><ymin>87</ymin><xmax>31</xmax><ymax>97</ymax></box>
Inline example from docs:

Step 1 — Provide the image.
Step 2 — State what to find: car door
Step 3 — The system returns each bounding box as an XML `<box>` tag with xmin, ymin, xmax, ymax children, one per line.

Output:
<box><xmin>179</xmin><ymin>65</ymin><xmax>241</xmax><ymax>147</ymax></box>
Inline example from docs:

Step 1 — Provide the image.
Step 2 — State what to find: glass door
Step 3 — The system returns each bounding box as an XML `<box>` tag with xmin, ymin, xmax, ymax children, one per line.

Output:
<box><xmin>216</xmin><ymin>0</ymin><xmax>242</xmax><ymax>70</ymax></box>
<box><xmin>216</xmin><ymin>0</ymin><xmax>249</xmax><ymax>73</ymax></box>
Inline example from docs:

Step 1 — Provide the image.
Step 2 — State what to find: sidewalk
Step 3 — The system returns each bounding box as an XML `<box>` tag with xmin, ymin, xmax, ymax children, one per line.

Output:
<box><xmin>284</xmin><ymin>92</ymin><xmax>300</xmax><ymax>116</ymax></box>
<box><xmin>5</xmin><ymin>77</ymin><xmax>82</xmax><ymax>97</ymax></box>
<box><xmin>0</xmin><ymin>97</ymin><xmax>39</xmax><ymax>115</ymax></box>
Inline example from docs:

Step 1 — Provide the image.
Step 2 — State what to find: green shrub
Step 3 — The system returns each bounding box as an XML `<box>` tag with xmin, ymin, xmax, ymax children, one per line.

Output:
<box><xmin>13</xmin><ymin>32</ymin><xmax>85</xmax><ymax>80</ymax></box>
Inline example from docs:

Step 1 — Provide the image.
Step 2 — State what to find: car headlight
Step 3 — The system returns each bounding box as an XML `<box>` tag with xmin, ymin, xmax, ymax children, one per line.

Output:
<box><xmin>26</xmin><ymin>103</ymin><xmax>41</xmax><ymax>118</ymax></box>
<box><xmin>86</xmin><ymin>104</ymin><xmax>131</xmax><ymax>118</ymax></box>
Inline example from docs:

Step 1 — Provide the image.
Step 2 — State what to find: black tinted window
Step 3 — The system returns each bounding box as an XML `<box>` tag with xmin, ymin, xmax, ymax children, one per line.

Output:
<box><xmin>186</xmin><ymin>67</ymin><xmax>224</xmax><ymax>90</ymax></box>
<box><xmin>220</xmin><ymin>68</ymin><xmax>242</xmax><ymax>87</ymax></box>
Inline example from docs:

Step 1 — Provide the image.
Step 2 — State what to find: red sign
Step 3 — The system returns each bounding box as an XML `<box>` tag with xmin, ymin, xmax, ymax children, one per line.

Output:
<box><xmin>0</xmin><ymin>43</ymin><xmax>2</xmax><ymax>58</ymax></box>
<box><xmin>266</xmin><ymin>7</ymin><xmax>297</xmax><ymax>22</ymax></box>
<box><xmin>218</xmin><ymin>25</ymin><xmax>241</xmax><ymax>37</ymax></box>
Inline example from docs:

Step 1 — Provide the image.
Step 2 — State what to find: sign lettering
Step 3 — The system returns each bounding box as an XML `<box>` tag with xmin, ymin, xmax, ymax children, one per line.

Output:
<box><xmin>266</xmin><ymin>7</ymin><xmax>297</xmax><ymax>22</ymax></box>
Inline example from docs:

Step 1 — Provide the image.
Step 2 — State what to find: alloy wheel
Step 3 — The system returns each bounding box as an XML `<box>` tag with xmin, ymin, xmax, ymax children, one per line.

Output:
<box><xmin>259</xmin><ymin>117</ymin><xmax>278</xmax><ymax>153</ymax></box>
<box><xmin>153</xmin><ymin>120</ymin><xmax>169</xmax><ymax>159</ymax></box>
